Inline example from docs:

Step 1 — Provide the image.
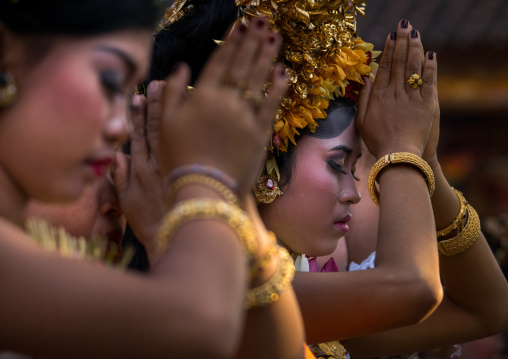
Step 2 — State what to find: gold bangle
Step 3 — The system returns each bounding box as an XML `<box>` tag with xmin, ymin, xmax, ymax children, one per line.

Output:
<box><xmin>438</xmin><ymin>205</ymin><xmax>481</xmax><ymax>256</ymax></box>
<box><xmin>157</xmin><ymin>199</ymin><xmax>257</xmax><ymax>260</ymax></box>
<box><xmin>245</xmin><ymin>246</ymin><xmax>295</xmax><ymax>309</ymax></box>
<box><xmin>368</xmin><ymin>152</ymin><xmax>435</xmax><ymax>206</ymax></box>
<box><xmin>166</xmin><ymin>174</ymin><xmax>239</xmax><ymax>206</ymax></box>
<box><xmin>436</xmin><ymin>188</ymin><xmax>468</xmax><ymax>238</ymax></box>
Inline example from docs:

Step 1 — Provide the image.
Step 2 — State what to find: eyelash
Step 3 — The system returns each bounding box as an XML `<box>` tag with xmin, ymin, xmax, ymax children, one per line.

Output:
<box><xmin>328</xmin><ymin>160</ymin><xmax>360</xmax><ymax>182</ymax></box>
<box><xmin>100</xmin><ymin>71</ymin><xmax>125</xmax><ymax>96</ymax></box>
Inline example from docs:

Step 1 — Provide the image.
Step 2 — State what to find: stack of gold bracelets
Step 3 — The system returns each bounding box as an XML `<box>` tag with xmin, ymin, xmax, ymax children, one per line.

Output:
<box><xmin>436</xmin><ymin>188</ymin><xmax>481</xmax><ymax>256</ymax></box>
<box><xmin>368</xmin><ymin>152</ymin><xmax>481</xmax><ymax>256</ymax></box>
<box><xmin>157</xmin><ymin>164</ymin><xmax>295</xmax><ymax>309</ymax></box>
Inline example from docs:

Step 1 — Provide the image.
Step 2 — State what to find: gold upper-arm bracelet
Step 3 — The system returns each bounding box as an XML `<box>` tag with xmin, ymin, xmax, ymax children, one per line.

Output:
<box><xmin>368</xmin><ymin>152</ymin><xmax>436</xmax><ymax>206</ymax></box>
<box><xmin>438</xmin><ymin>204</ymin><xmax>481</xmax><ymax>256</ymax></box>
<box><xmin>436</xmin><ymin>188</ymin><xmax>468</xmax><ymax>238</ymax></box>
<box><xmin>166</xmin><ymin>173</ymin><xmax>239</xmax><ymax>206</ymax></box>
<box><xmin>156</xmin><ymin>198</ymin><xmax>257</xmax><ymax>260</ymax></box>
<box><xmin>245</xmin><ymin>246</ymin><xmax>295</xmax><ymax>309</ymax></box>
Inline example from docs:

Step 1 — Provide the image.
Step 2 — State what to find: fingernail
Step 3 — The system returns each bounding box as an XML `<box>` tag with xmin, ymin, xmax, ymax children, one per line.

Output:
<box><xmin>238</xmin><ymin>23</ymin><xmax>247</xmax><ymax>34</ymax></box>
<box><xmin>411</xmin><ymin>29</ymin><xmax>418</xmax><ymax>38</ymax></box>
<box><xmin>280</xmin><ymin>67</ymin><xmax>287</xmax><ymax>77</ymax></box>
<box><xmin>428</xmin><ymin>51</ymin><xmax>435</xmax><ymax>60</ymax></box>
<box><xmin>401</xmin><ymin>19</ymin><xmax>409</xmax><ymax>29</ymax></box>
<box><xmin>256</xmin><ymin>18</ymin><xmax>265</xmax><ymax>28</ymax></box>
<box><xmin>390</xmin><ymin>31</ymin><xmax>397</xmax><ymax>40</ymax></box>
<box><xmin>147</xmin><ymin>81</ymin><xmax>159</xmax><ymax>95</ymax></box>
<box><xmin>268</xmin><ymin>34</ymin><xmax>276</xmax><ymax>44</ymax></box>
<box><xmin>171</xmin><ymin>62</ymin><xmax>183</xmax><ymax>74</ymax></box>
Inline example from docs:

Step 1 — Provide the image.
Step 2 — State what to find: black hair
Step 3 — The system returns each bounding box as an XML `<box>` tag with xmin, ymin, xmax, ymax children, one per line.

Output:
<box><xmin>124</xmin><ymin>0</ymin><xmax>238</xmax><ymax>272</ymax></box>
<box><xmin>147</xmin><ymin>0</ymin><xmax>238</xmax><ymax>85</ymax></box>
<box><xmin>0</xmin><ymin>0</ymin><xmax>164</xmax><ymax>35</ymax></box>
<box><xmin>275</xmin><ymin>97</ymin><xmax>357</xmax><ymax>187</ymax></box>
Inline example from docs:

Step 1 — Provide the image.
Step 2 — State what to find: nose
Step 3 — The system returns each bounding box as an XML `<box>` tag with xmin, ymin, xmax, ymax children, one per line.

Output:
<box><xmin>104</xmin><ymin>101</ymin><xmax>129</xmax><ymax>147</ymax></box>
<box><xmin>338</xmin><ymin>175</ymin><xmax>361</xmax><ymax>205</ymax></box>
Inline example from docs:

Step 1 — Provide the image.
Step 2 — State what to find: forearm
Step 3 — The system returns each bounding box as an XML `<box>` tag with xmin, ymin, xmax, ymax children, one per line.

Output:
<box><xmin>294</xmin><ymin>165</ymin><xmax>442</xmax><ymax>344</ymax></box>
<box><xmin>432</xmin><ymin>162</ymin><xmax>508</xmax><ymax>331</ymax></box>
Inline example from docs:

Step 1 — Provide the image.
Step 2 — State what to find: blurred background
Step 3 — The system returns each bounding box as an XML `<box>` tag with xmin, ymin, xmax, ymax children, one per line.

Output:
<box><xmin>358</xmin><ymin>0</ymin><xmax>508</xmax><ymax>278</ymax></box>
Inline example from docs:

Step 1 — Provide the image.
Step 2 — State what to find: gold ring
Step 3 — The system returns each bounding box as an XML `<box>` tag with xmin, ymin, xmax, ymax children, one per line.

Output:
<box><xmin>406</xmin><ymin>73</ymin><xmax>423</xmax><ymax>90</ymax></box>
<box><xmin>221</xmin><ymin>76</ymin><xmax>247</xmax><ymax>92</ymax></box>
<box><xmin>242</xmin><ymin>90</ymin><xmax>264</xmax><ymax>112</ymax></box>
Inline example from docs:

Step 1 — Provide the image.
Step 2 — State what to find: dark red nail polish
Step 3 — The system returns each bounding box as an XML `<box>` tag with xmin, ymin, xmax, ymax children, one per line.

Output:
<box><xmin>411</xmin><ymin>29</ymin><xmax>418</xmax><ymax>38</ymax></box>
<box><xmin>280</xmin><ymin>67</ymin><xmax>286</xmax><ymax>77</ymax></box>
<box><xmin>401</xmin><ymin>19</ymin><xmax>409</xmax><ymax>28</ymax></box>
<box><xmin>390</xmin><ymin>31</ymin><xmax>397</xmax><ymax>40</ymax></box>
<box><xmin>238</xmin><ymin>23</ymin><xmax>247</xmax><ymax>33</ymax></box>
<box><xmin>428</xmin><ymin>51</ymin><xmax>434</xmax><ymax>60</ymax></box>
<box><xmin>171</xmin><ymin>62</ymin><xmax>183</xmax><ymax>74</ymax></box>
<box><xmin>268</xmin><ymin>35</ymin><xmax>276</xmax><ymax>44</ymax></box>
<box><xmin>256</xmin><ymin>18</ymin><xmax>265</xmax><ymax>28</ymax></box>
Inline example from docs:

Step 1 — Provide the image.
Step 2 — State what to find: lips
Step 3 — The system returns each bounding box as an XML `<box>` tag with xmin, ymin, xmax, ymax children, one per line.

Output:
<box><xmin>86</xmin><ymin>157</ymin><xmax>114</xmax><ymax>177</ymax></box>
<box><xmin>334</xmin><ymin>214</ymin><xmax>352</xmax><ymax>234</ymax></box>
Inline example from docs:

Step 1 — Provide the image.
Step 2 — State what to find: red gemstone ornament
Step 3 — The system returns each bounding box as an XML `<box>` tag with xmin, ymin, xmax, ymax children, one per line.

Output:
<box><xmin>265</xmin><ymin>177</ymin><xmax>275</xmax><ymax>190</ymax></box>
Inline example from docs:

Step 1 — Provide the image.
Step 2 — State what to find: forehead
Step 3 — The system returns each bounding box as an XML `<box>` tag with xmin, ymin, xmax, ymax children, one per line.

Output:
<box><xmin>293</xmin><ymin>121</ymin><xmax>361</xmax><ymax>162</ymax></box>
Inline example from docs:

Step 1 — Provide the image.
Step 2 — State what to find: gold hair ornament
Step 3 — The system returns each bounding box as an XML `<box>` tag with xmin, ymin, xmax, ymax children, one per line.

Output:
<box><xmin>368</xmin><ymin>152</ymin><xmax>436</xmax><ymax>206</ymax></box>
<box><xmin>156</xmin><ymin>198</ymin><xmax>258</xmax><ymax>260</ymax></box>
<box><xmin>245</xmin><ymin>245</ymin><xmax>295</xmax><ymax>309</ymax></box>
<box><xmin>438</xmin><ymin>204</ymin><xmax>481</xmax><ymax>256</ymax></box>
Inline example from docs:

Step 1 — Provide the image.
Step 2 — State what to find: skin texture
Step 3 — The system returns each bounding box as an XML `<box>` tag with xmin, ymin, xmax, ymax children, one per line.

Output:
<box><xmin>25</xmin><ymin>175</ymin><xmax>125</xmax><ymax>244</ymax></box>
<box><xmin>0</xmin><ymin>19</ymin><xmax>305</xmax><ymax>358</ymax></box>
<box><xmin>259</xmin><ymin>116</ymin><xmax>362</xmax><ymax>257</ymax></box>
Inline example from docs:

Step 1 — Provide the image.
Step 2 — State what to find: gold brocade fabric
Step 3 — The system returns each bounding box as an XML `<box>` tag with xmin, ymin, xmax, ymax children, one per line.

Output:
<box><xmin>310</xmin><ymin>340</ymin><xmax>348</xmax><ymax>359</ymax></box>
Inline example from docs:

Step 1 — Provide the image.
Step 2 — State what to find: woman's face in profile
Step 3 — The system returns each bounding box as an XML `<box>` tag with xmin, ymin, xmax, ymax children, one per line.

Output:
<box><xmin>260</xmin><ymin>111</ymin><xmax>362</xmax><ymax>257</ymax></box>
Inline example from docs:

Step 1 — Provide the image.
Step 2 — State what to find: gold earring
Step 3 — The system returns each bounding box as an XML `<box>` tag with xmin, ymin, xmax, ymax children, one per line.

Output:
<box><xmin>254</xmin><ymin>175</ymin><xmax>283</xmax><ymax>204</ymax></box>
<box><xmin>0</xmin><ymin>71</ymin><xmax>17</xmax><ymax>107</ymax></box>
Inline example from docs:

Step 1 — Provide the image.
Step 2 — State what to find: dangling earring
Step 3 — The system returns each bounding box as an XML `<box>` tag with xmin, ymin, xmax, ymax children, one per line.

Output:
<box><xmin>254</xmin><ymin>175</ymin><xmax>283</xmax><ymax>204</ymax></box>
<box><xmin>0</xmin><ymin>71</ymin><xmax>17</xmax><ymax>107</ymax></box>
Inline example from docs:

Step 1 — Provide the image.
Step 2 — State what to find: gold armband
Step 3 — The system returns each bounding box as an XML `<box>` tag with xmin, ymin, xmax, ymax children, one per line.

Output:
<box><xmin>368</xmin><ymin>152</ymin><xmax>435</xmax><ymax>206</ymax></box>
<box><xmin>436</xmin><ymin>188</ymin><xmax>468</xmax><ymax>238</ymax></box>
<box><xmin>438</xmin><ymin>204</ymin><xmax>481</xmax><ymax>256</ymax></box>
<box><xmin>157</xmin><ymin>199</ymin><xmax>257</xmax><ymax>259</ymax></box>
<box><xmin>245</xmin><ymin>246</ymin><xmax>295</xmax><ymax>309</ymax></box>
<box><xmin>166</xmin><ymin>174</ymin><xmax>239</xmax><ymax>206</ymax></box>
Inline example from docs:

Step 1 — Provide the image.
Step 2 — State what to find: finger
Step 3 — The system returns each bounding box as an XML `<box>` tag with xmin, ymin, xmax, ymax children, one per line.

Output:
<box><xmin>256</xmin><ymin>64</ymin><xmax>288</xmax><ymax>130</ymax></box>
<box><xmin>356</xmin><ymin>77</ymin><xmax>373</xmax><ymax>133</ymax></box>
<box><xmin>112</xmin><ymin>152</ymin><xmax>130</xmax><ymax>196</ymax></box>
<box><xmin>128</xmin><ymin>94</ymin><xmax>148</xmax><ymax>165</ymax></box>
<box><xmin>390</xmin><ymin>19</ymin><xmax>411</xmax><ymax>88</ymax></box>
<box><xmin>420</xmin><ymin>51</ymin><xmax>437</xmax><ymax>100</ymax></box>
<box><xmin>372</xmin><ymin>33</ymin><xmax>396</xmax><ymax>89</ymax></box>
<box><xmin>145</xmin><ymin>80</ymin><xmax>166</xmax><ymax>157</ymax></box>
<box><xmin>197</xmin><ymin>22</ymin><xmax>245</xmax><ymax>87</ymax></box>
<box><xmin>245</xmin><ymin>31</ymin><xmax>282</xmax><ymax>93</ymax></box>
<box><xmin>227</xmin><ymin>17</ymin><xmax>268</xmax><ymax>89</ymax></box>
<box><xmin>404</xmin><ymin>28</ymin><xmax>425</xmax><ymax>95</ymax></box>
<box><xmin>162</xmin><ymin>63</ymin><xmax>191</xmax><ymax>119</ymax></box>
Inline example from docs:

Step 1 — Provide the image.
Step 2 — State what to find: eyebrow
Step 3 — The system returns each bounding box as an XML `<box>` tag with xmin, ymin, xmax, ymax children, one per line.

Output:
<box><xmin>329</xmin><ymin>145</ymin><xmax>354</xmax><ymax>154</ymax></box>
<box><xmin>96</xmin><ymin>45</ymin><xmax>137</xmax><ymax>76</ymax></box>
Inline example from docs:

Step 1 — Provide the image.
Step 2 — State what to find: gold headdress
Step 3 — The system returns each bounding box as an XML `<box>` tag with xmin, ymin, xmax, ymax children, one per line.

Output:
<box><xmin>237</xmin><ymin>0</ymin><xmax>380</xmax><ymax>157</ymax></box>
